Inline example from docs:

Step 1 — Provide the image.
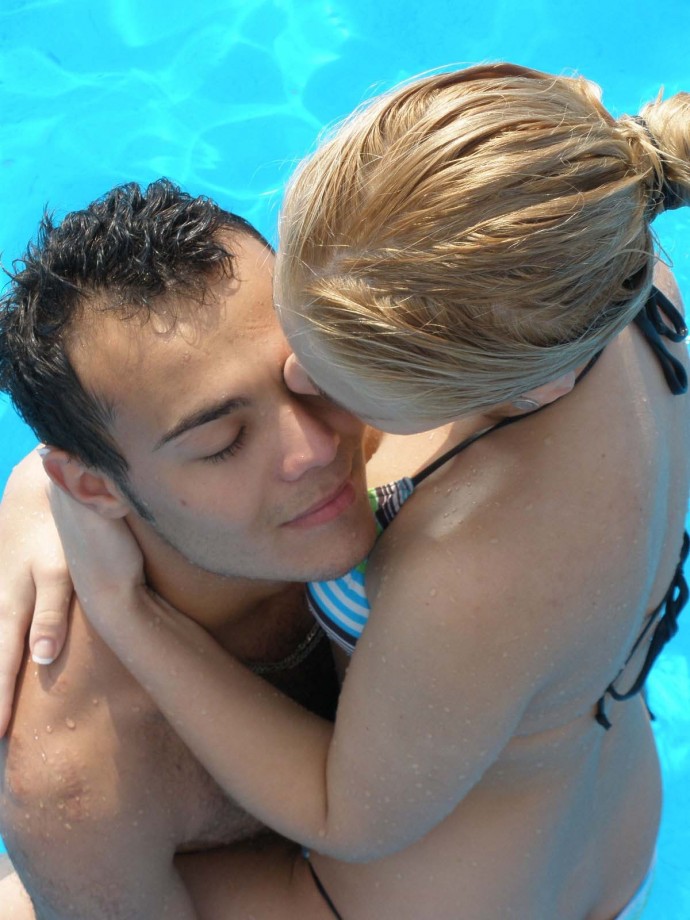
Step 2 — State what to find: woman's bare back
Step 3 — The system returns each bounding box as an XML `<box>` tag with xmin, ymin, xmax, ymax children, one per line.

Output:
<box><xmin>306</xmin><ymin>270</ymin><xmax>688</xmax><ymax>920</ymax></box>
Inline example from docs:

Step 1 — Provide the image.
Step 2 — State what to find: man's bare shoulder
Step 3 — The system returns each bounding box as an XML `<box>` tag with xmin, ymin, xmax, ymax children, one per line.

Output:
<box><xmin>0</xmin><ymin>601</ymin><xmax>261</xmax><ymax>918</ymax></box>
<box><xmin>1</xmin><ymin>597</ymin><xmax>258</xmax><ymax>833</ymax></box>
<box><xmin>2</xmin><ymin>600</ymin><xmax>155</xmax><ymax>816</ymax></box>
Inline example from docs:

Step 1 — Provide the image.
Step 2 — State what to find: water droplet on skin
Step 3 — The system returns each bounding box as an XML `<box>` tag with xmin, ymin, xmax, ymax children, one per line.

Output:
<box><xmin>429</xmin><ymin>587</ymin><xmax>437</xmax><ymax>597</ymax></box>
<box><xmin>45</xmin><ymin>725</ymin><xmax>53</xmax><ymax>734</ymax></box>
<box><xmin>65</xmin><ymin>718</ymin><xmax>76</xmax><ymax>730</ymax></box>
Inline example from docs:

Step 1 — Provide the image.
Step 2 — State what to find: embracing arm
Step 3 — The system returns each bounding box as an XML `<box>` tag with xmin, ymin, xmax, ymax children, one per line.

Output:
<box><xmin>0</xmin><ymin>450</ymin><xmax>72</xmax><ymax>736</ymax></box>
<box><xmin>50</xmin><ymin>487</ymin><xmax>543</xmax><ymax>863</ymax></box>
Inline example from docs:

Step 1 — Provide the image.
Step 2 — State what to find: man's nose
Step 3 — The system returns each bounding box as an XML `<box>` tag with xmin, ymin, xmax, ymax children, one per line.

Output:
<box><xmin>278</xmin><ymin>398</ymin><xmax>340</xmax><ymax>481</ymax></box>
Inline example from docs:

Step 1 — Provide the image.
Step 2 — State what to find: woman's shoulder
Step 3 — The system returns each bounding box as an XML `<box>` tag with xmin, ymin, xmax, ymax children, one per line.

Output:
<box><xmin>654</xmin><ymin>259</ymin><xmax>685</xmax><ymax>315</ymax></box>
<box><xmin>367</xmin><ymin>349</ymin><xmax>672</xmax><ymax>659</ymax></box>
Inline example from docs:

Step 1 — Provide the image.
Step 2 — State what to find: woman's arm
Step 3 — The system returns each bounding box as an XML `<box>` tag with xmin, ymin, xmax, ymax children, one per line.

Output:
<box><xmin>0</xmin><ymin>450</ymin><xmax>72</xmax><ymax>735</ymax></box>
<box><xmin>51</xmin><ymin>481</ymin><xmax>542</xmax><ymax>863</ymax></box>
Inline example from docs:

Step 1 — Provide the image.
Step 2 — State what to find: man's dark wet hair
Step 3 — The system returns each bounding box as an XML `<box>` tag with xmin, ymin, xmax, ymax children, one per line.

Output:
<box><xmin>0</xmin><ymin>179</ymin><xmax>270</xmax><ymax>504</ymax></box>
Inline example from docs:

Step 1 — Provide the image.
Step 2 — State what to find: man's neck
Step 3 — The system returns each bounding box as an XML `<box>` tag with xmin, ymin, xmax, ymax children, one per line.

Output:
<box><xmin>127</xmin><ymin>515</ymin><xmax>311</xmax><ymax>665</ymax></box>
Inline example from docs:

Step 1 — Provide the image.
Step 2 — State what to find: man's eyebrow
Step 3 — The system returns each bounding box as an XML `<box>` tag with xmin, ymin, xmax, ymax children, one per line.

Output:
<box><xmin>154</xmin><ymin>396</ymin><xmax>251</xmax><ymax>449</ymax></box>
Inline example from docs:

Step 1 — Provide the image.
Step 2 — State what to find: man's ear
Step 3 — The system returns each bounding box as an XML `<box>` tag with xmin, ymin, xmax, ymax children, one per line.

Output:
<box><xmin>41</xmin><ymin>449</ymin><xmax>130</xmax><ymax>519</ymax></box>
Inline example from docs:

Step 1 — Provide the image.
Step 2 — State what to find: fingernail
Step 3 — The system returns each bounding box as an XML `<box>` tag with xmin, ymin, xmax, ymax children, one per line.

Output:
<box><xmin>32</xmin><ymin>639</ymin><xmax>56</xmax><ymax>665</ymax></box>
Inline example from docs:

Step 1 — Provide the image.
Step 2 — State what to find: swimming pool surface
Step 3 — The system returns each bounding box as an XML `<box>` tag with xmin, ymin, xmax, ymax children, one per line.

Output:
<box><xmin>1</xmin><ymin>1</ymin><xmax>689</xmax><ymax>916</ymax></box>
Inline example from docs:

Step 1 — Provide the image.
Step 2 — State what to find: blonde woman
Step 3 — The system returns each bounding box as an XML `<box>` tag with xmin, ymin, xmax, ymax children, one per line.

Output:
<box><xmin>2</xmin><ymin>64</ymin><xmax>690</xmax><ymax>919</ymax></box>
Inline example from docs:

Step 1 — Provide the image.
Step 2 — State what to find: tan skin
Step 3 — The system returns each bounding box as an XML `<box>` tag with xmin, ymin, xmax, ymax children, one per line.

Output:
<box><xmin>1</xmin><ymin>253</ymin><xmax>687</xmax><ymax>919</ymax></box>
<box><xmin>247</xmin><ymin>257</ymin><xmax>682</xmax><ymax>917</ymax></box>
<box><xmin>0</xmin><ymin>235</ymin><xmax>373</xmax><ymax>919</ymax></box>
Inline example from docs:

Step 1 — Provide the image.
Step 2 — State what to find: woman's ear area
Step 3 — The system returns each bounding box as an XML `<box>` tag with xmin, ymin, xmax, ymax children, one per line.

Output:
<box><xmin>517</xmin><ymin>370</ymin><xmax>577</xmax><ymax>410</ymax></box>
<box><xmin>40</xmin><ymin>448</ymin><xmax>130</xmax><ymax>519</ymax></box>
<box><xmin>283</xmin><ymin>352</ymin><xmax>321</xmax><ymax>396</ymax></box>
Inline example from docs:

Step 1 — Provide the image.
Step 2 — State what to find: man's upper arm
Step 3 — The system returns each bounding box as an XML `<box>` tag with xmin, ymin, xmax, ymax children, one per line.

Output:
<box><xmin>1</xmin><ymin>787</ymin><xmax>195</xmax><ymax>920</ymax></box>
<box><xmin>0</xmin><ymin>606</ymin><xmax>197</xmax><ymax>920</ymax></box>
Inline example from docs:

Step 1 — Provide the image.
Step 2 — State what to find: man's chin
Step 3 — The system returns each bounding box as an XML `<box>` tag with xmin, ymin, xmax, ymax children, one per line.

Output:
<box><xmin>300</xmin><ymin>539</ymin><xmax>375</xmax><ymax>584</ymax></box>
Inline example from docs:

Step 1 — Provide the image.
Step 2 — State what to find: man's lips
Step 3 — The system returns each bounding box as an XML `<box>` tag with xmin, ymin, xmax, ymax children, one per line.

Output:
<box><xmin>283</xmin><ymin>480</ymin><xmax>357</xmax><ymax>528</ymax></box>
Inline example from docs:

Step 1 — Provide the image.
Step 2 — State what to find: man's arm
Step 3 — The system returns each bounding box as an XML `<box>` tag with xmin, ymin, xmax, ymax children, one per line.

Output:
<box><xmin>0</xmin><ymin>855</ymin><xmax>34</xmax><ymax>919</ymax></box>
<box><xmin>0</xmin><ymin>602</ymin><xmax>199</xmax><ymax>920</ymax></box>
<box><xmin>0</xmin><ymin>450</ymin><xmax>73</xmax><ymax>736</ymax></box>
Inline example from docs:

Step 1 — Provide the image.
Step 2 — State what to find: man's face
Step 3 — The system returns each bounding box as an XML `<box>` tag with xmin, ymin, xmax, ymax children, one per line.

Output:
<box><xmin>68</xmin><ymin>235</ymin><xmax>376</xmax><ymax>583</ymax></box>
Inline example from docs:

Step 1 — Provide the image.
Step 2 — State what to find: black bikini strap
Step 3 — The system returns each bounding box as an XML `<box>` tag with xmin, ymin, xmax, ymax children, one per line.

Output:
<box><xmin>414</xmin><ymin>285</ymin><xmax>687</xmax><ymax>488</ymax></box>
<box><xmin>303</xmin><ymin>850</ymin><xmax>345</xmax><ymax>920</ymax></box>
<box><xmin>411</xmin><ymin>422</ymin><xmax>502</xmax><ymax>486</ymax></box>
<box><xmin>411</xmin><ymin>350</ymin><xmax>603</xmax><ymax>488</ymax></box>
<box><xmin>634</xmin><ymin>287</ymin><xmax>688</xmax><ymax>395</ymax></box>
<box><xmin>596</xmin><ymin>531</ymin><xmax>690</xmax><ymax>730</ymax></box>
<box><xmin>644</xmin><ymin>287</ymin><xmax>688</xmax><ymax>343</ymax></box>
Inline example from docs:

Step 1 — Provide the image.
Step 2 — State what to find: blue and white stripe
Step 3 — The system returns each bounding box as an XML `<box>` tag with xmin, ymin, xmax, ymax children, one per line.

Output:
<box><xmin>306</xmin><ymin>477</ymin><xmax>416</xmax><ymax>654</ymax></box>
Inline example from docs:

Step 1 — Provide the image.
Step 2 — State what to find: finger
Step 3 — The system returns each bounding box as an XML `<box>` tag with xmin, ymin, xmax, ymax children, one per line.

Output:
<box><xmin>28</xmin><ymin>575</ymin><xmax>74</xmax><ymax>666</ymax></box>
<box><xmin>0</xmin><ymin>590</ymin><xmax>33</xmax><ymax>737</ymax></box>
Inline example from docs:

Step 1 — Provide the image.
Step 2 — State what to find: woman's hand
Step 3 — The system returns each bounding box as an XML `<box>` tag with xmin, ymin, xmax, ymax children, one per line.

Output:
<box><xmin>48</xmin><ymin>484</ymin><xmax>149</xmax><ymax>646</ymax></box>
<box><xmin>0</xmin><ymin>450</ymin><xmax>73</xmax><ymax>736</ymax></box>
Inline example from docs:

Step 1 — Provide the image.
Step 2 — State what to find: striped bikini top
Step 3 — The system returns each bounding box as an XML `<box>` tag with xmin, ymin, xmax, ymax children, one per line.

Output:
<box><xmin>307</xmin><ymin>475</ymin><xmax>416</xmax><ymax>652</ymax></box>
<box><xmin>306</xmin><ymin>287</ymin><xmax>689</xmax><ymax>726</ymax></box>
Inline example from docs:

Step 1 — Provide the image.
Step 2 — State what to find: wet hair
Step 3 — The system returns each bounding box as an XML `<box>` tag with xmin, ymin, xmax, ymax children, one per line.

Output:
<box><xmin>0</xmin><ymin>179</ymin><xmax>270</xmax><ymax>496</ymax></box>
<box><xmin>276</xmin><ymin>63</ymin><xmax>690</xmax><ymax>420</ymax></box>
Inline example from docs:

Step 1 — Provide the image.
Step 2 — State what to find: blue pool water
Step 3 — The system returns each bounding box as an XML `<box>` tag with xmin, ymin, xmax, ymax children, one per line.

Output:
<box><xmin>0</xmin><ymin>1</ymin><xmax>688</xmax><ymax>915</ymax></box>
